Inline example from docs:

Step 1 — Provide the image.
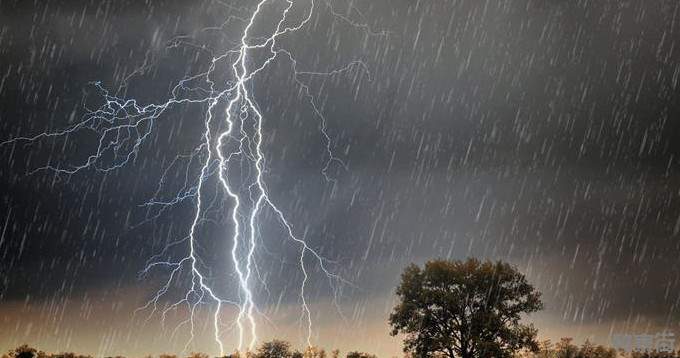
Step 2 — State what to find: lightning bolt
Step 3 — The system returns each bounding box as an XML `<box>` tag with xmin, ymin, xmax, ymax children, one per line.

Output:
<box><xmin>2</xmin><ymin>0</ymin><xmax>383</xmax><ymax>354</ymax></box>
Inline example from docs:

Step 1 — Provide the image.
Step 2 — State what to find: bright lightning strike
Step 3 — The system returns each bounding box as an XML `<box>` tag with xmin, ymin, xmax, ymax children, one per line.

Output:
<box><xmin>2</xmin><ymin>0</ymin><xmax>383</xmax><ymax>354</ymax></box>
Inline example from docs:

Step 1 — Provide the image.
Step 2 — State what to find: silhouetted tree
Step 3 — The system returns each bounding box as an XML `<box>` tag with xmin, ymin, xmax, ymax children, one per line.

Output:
<box><xmin>345</xmin><ymin>352</ymin><xmax>376</xmax><ymax>358</ymax></box>
<box><xmin>533</xmin><ymin>339</ymin><xmax>556</xmax><ymax>358</ymax></box>
<box><xmin>554</xmin><ymin>338</ymin><xmax>578</xmax><ymax>358</ymax></box>
<box><xmin>575</xmin><ymin>340</ymin><xmax>615</xmax><ymax>358</ymax></box>
<box><xmin>389</xmin><ymin>258</ymin><xmax>543</xmax><ymax>358</ymax></box>
<box><xmin>518</xmin><ymin>338</ymin><xmax>619</xmax><ymax>358</ymax></box>
<box><xmin>186</xmin><ymin>352</ymin><xmax>208</xmax><ymax>358</ymax></box>
<box><xmin>8</xmin><ymin>345</ymin><xmax>45</xmax><ymax>358</ymax></box>
<box><xmin>223</xmin><ymin>351</ymin><xmax>248</xmax><ymax>358</ymax></box>
<box><xmin>303</xmin><ymin>347</ymin><xmax>326</xmax><ymax>358</ymax></box>
<box><xmin>50</xmin><ymin>353</ymin><xmax>92</xmax><ymax>358</ymax></box>
<box><xmin>256</xmin><ymin>340</ymin><xmax>293</xmax><ymax>358</ymax></box>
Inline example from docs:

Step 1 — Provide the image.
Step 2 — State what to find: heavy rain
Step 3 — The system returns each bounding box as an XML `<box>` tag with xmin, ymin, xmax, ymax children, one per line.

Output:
<box><xmin>1</xmin><ymin>0</ymin><xmax>679</xmax><ymax>357</ymax></box>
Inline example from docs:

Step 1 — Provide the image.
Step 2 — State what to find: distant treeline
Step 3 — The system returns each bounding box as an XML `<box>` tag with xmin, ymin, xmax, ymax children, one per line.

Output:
<box><xmin>5</xmin><ymin>340</ymin><xmax>680</xmax><ymax>358</ymax></box>
<box><xmin>2</xmin><ymin>342</ymin><xmax>377</xmax><ymax>358</ymax></box>
<box><xmin>518</xmin><ymin>338</ymin><xmax>680</xmax><ymax>358</ymax></box>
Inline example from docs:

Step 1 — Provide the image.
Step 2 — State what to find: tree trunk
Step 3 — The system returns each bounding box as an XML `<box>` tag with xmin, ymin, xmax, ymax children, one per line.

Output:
<box><xmin>459</xmin><ymin>348</ymin><xmax>473</xmax><ymax>358</ymax></box>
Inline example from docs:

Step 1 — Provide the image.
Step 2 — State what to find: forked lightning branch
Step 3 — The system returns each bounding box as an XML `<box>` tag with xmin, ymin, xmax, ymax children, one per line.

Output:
<box><xmin>1</xmin><ymin>0</ymin><xmax>382</xmax><ymax>354</ymax></box>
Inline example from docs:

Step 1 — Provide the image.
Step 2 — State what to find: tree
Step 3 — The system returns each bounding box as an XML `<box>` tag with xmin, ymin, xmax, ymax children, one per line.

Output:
<box><xmin>345</xmin><ymin>352</ymin><xmax>376</xmax><ymax>358</ymax></box>
<box><xmin>186</xmin><ymin>353</ymin><xmax>208</xmax><ymax>358</ymax></box>
<box><xmin>256</xmin><ymin>340</ymin><xmax>293</xmax><ymax>358</ymax></box>
<box><xmin>575</xmin><ymin>340</ymin><xmax>615</xmax><ymax>358</ymax></box>
<box><xmin>519</xmin><ymin>338</ymin><xmax>619</xmax><ymax>358</ymax></box>
<box><xmin>50</xmin><ymin>353</ymin><xmax>92</xmax><ymax>358</ymax></box>
<box><xmin>303</xmin><ymin>347</ymin><xmax>326</xmax><ymax>358</ymax></box>
<box><xmin>389</xmin><ymin>258</ymin><xmax>543</xmax><ymax>358</ymax></box>
<box><xmin>555</xmin><ymin>338</ymin><xmax>578</xmax><ymax>358</ymax></box>
<box><xmin>534</xmin><ymin>340</ymin><xmax>556</xmax><ymax>358</ymax></box>
<box><xmin>8</xmin><ymin>346</ymin><xmax>45</xmax><ymax>358</ymax></box>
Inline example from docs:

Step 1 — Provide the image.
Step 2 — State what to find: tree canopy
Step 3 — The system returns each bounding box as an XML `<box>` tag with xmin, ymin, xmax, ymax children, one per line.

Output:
<box><xmin>389</xmin><ymin>258</ymin><xmax>543</xmax><ymax>358</ymax></box>
<box><xmin>255</xmin><ymin>340</ymin><xmax>293</xmax><ymax>358</ymax></box>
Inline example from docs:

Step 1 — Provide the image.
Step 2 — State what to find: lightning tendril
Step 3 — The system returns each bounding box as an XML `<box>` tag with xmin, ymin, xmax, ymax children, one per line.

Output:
<box><xmin>2</xmin><ymin>0</ymin><xmax>384</xmax><ymax>354</ymax></box>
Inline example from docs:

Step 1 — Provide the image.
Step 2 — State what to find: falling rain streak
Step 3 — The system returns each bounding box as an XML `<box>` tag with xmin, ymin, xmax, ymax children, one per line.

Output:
<box><xmin>1</xmin><ymin>0</ymin><xmax>680</xmax><ymax>357</ymax></box>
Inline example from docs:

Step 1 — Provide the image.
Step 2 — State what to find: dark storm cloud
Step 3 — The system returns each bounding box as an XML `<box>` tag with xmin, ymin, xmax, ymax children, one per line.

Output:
<box><xmin>1</xmin><ymin>0</ymin><xmax>680</xmax><ymax>353</ymax></box>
